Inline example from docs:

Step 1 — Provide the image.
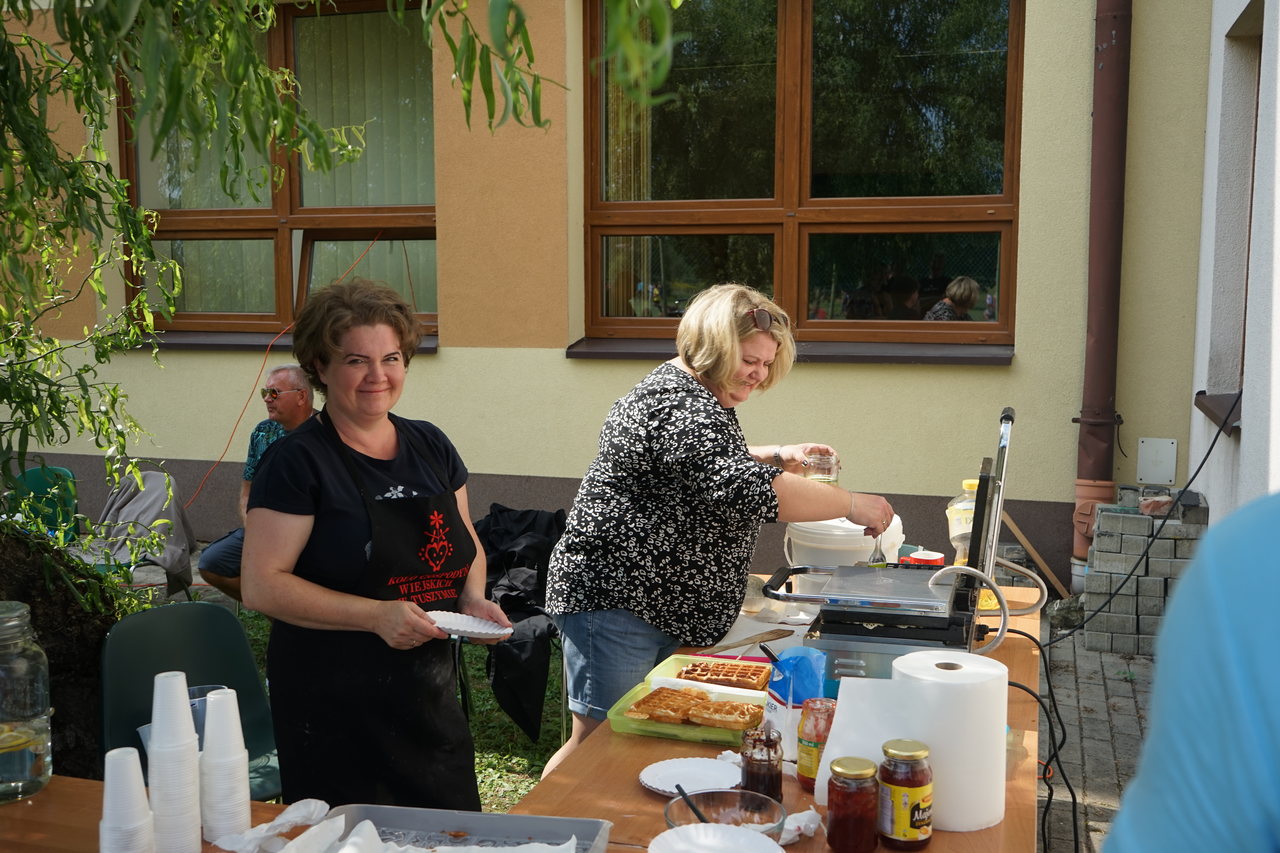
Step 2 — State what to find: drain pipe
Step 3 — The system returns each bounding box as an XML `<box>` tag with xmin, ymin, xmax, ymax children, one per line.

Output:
<box><xmin>1073</xmin><ymin>0</ymin><xmax>1132</xmax><ymax>559</ymax></box>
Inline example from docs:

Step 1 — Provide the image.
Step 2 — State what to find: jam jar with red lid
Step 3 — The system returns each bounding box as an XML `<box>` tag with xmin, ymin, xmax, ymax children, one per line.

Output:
<box><xmin>878</xmin><ymin>738</ymin><xmax>932</xmax><ymax>849</ymax></box>
<box><xmin>826</xmin><ymin>756</ymin><xmax>878</xmax><ymax>853</ymax></box>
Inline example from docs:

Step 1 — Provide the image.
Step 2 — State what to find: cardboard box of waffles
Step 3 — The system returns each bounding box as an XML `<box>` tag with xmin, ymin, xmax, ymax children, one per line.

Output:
<box><xmin>606</xmin><ymin>654</ymin><xmax>769</xmax><ymax>746</ymax></box>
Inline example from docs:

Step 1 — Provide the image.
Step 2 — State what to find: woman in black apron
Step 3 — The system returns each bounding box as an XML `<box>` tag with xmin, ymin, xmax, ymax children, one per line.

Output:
<box><xmin>242</xmin><ymin>280</ymin><xmax>510</xmax><ymax>807</ymax></box>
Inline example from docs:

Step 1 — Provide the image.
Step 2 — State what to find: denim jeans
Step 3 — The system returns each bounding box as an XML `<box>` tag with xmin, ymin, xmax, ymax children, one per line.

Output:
<box><xmin>553</xmin><ymin>609</ymin><xmax>682</xmax><ymax>720</ymax></box>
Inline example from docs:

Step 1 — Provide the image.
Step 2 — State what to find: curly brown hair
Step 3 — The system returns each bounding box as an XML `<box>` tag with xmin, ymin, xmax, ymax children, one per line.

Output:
<box><xmin>292</xmin><ymin>279</ymin><xmax>422</xmax><ymax>394</ymax></box>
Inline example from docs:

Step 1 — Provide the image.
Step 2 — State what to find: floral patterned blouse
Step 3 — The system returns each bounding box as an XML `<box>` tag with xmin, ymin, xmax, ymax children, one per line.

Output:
<box><xmin>545</xmin><ymin>362</ymin><xmax>781</xmax><ymax>646</ymax></box>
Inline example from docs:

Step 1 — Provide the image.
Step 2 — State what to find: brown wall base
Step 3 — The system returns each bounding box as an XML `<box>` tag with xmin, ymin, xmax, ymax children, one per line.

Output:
<box><xmin>38</xmin><ymin>453</ymin><xmax>1075</xmax><ymax>592</ymax></box>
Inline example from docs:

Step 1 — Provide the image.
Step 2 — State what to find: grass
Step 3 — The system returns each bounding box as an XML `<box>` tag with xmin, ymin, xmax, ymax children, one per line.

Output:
<box><xmin>237</xmin><ymin>608</ymin><xmax>564</xmax><ymax>812</ymax></box>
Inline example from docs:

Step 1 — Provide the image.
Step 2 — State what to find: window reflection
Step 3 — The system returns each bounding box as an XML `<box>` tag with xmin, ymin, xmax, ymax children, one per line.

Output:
<box><xmin>807</xmin><ymin>232</ymin><xmax>999</xmax><ymax>321</ymax></box>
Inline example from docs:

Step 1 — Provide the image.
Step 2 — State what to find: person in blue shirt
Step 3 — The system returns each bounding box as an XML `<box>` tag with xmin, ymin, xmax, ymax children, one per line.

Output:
<box><xmin>1106</xmin><ymin>491</ymin><xmax>1280</xmax><ymax>851</ymax></box>
<box><xmin>198</xmin><ymin>364</ymin><xmax>314</xmax><ymax>600</ymax></box>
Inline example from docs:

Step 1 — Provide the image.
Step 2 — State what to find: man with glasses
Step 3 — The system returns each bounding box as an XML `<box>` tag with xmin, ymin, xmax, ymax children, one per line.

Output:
<box><xmin>199</xmin><ymin>364</ymin><xmax>315</xmax><ymax>601</ymax></box>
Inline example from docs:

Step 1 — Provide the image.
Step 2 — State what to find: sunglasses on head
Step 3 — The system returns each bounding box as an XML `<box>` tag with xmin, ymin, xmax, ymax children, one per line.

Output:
<box><xmin>261</xmin><ymin>388</ymin><xmax>304</xmax><ymax>402</ymax></box>
<box><xmin>744</xmin><ymin>307</ymin><xmax>787</xmax><ymax>331</ymax></box>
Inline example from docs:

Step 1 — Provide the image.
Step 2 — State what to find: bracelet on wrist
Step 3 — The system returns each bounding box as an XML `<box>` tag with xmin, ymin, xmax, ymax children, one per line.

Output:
<box><xmin>773</xmin><ymin>446</ymin><xmax>784</xmax><ymax>467</ymax></box>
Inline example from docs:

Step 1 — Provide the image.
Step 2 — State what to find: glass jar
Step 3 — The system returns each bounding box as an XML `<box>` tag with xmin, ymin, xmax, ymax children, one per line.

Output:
<box><xmin>0</xmin><ymin>601</ymin><xmax>52</xmax><ymax>803</ymax></box>
<box><xmin>827</xmin><ymin>756</ymin><xmax>878</xmax><ymax>853</ymax></box>
<box><xmin>878</xmin><ymin>738</ymin><xmax>932</xmax><ymax>849</ymax></box>
<box><xmin>944</xmin><ymin>479</ymin><xmax>979</xmax><ymax>565</ymax></box>
<box><xmin>740</xmin><ymin>726</ymin><xmax>783</xmax><ymax>803</ymax></box>
<box><xmin>796</xmin><ymin>696</ymin><xmax>837</xmax><ymax>793</ymax></box>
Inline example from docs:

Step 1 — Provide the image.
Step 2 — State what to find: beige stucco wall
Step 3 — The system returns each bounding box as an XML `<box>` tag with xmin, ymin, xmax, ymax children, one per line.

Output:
<box><xmin>49</xmin><ymin>1</ymin><xmax>1210</xmax><ymax>512</ymax></box>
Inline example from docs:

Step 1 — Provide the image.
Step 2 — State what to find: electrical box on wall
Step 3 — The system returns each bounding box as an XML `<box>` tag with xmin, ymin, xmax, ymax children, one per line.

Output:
<box><xmin>1137</xmin><ymin>438</ymin><xmax>1177</xmax><ymax>485</ymax></box>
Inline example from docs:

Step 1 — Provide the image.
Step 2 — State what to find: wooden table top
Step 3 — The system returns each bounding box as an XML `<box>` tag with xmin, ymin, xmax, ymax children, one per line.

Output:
<box><xmin>513</xmin><ymin>594</ymin><xmax>1043</xmax><ymax>852</ymax></box>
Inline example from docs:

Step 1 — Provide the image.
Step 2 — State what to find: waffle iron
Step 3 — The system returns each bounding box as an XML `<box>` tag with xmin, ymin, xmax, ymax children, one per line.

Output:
<box><xmin>762</xmin><ymin>408</ymin><xmax>1014</xmax><ymax>680</ymax></box>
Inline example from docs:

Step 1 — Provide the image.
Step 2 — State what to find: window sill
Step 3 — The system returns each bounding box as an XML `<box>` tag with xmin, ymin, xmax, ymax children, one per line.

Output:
<box><xmin>1194</xmin><ymin>390</ymin><xmax>1242</xmax><ymax>436</ymax></box>
<box><xmin>566</xmin><ymin>337</ymin><xmax>1013</xmax><ymax>365</ymax></box>
<box><xmin>153</xmin><ymin>331</ymin><xmax>439</xmax><ymax>355</ymax></box>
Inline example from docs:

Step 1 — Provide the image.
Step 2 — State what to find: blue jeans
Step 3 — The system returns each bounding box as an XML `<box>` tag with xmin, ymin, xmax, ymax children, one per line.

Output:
<box><xmin>199</xmin><ymin>528</ymin><xmax>244</xmax><ymax>578</ymax></box>
<box><xmin>553</xmin><ymin>610</ymin><xmax>682</xmax><ymax>721</ymax></box>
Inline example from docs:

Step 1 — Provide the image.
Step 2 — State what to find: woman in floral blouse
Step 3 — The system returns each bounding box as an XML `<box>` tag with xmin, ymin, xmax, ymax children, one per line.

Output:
<box><xmin>542</xmin><ymin>283</ymin><xmax>894</xmax><ymax>776</ymax></box>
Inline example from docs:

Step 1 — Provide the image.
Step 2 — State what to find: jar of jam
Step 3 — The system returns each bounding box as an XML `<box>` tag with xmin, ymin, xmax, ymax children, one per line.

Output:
<box><xmin>878</xmin><ymin>738</ymin><xmax>932</xmax><ymax>849</ymax></box>
<box><xmin>740</xmin><ymin>726</ymin><xmax>783</xmax><ymax>803</ymax></box>
<box><xmin>826</xmin><ymin>756</ymin><xmax>878</xmax><ymax>853</ymax></box>
<box><xmin>796</xmin><ymin>697</ymin><xmax>836</xmax><ymax>793</ymax></box>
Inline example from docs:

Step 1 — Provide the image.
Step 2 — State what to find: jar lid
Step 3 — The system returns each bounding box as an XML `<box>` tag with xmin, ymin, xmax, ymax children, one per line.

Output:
<box><xmin>882</xmin><ymin>738</ymin><xmax>930</xmax><ymax>760</ymax></box>
<box><xmin>962</xmin><ymin>478</ymin><xmax>980</xmax><ymax>491</ymax></box>
<box><xmin>829</xmin><ymin>756</ymin><xmax>877</xmax><ymax>779</ymax></box>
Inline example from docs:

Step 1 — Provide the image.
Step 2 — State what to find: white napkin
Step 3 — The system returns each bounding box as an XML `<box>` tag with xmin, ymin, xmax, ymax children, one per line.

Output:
<box><xmin>778</xmin><ymin>807</ymin><xmax>823</xmax><ymax>846</ymax></box>
<box><xmin>213</xmin><ymin>799</ymin><xmax>331</xmax><ymax>852</ymax></box>
<box><xmin>716</xmin><ymin>749</ymin><xmax>742</xmax><ymax>766</ymax></box>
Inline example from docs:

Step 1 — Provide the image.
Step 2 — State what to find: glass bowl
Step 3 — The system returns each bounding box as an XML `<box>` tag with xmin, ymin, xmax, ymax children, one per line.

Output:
<box><xmin>663</xmin><ymin>788</ymin><xmax>787</xmax><ymax>841</ymax></box>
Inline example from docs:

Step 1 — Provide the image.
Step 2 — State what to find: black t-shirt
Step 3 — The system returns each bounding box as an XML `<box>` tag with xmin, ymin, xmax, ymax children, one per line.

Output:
<box><xmin>247</xmin><ymin>412</ymin><xmax>468</xmax><ymax>595</ymax></box>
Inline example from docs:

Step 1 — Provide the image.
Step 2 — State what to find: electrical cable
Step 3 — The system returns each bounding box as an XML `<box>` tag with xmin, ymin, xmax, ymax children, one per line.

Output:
<box><xmin>1045</xmin><ymin>389</ymin><xmax>1241</xmax><ymax>649</ymax></box>
<box><xmin>181</xmin><ymin>234</ymin><xmax>383</xmax><ymax>509</ymax></box>
<box><xmin>985</xmin><ymin>555</ymin><xmax>1048</xmax><ymax>615</ymax></box>
<box><xmin>928</xmin><ymin>564</ymin><xmax>1009</xmax><ymax>653</ymax></box>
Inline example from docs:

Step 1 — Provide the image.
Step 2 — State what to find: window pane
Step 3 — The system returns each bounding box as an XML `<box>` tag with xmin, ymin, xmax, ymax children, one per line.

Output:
<box><xmin>810</xmin><ymin>0</ymin><xmax>1009</xmax><ymax>198</ymax></box>
<box><xmin>603</xmin><ymin>0</ymin><xmax>777</xmax><ymax>201</ymax></box>
<box><xmin>308</xmin><ymin>239</ymin><xmax>437</xmax><ymax>314</ymax></box>
<box><xmin>135</xmin><ymin>26</ymin><xmax>270</xmax><ymax>212</ymax></box>
<box><xmin>602</xmin><ymin>234</ymin><xmax>773</xmax><ymax>317</ymax></box>
<box><xmin>807</xmin><ymin>232</ymin><xmax>999</xmax><ymax>320</ymax></box>
<box><xmin>142</xmin><ymin>240</ymin><xmax>276</xmax><ymax>313</ymax></box>
<box><xmin>295</xmin><ymin>11</ymin><xmax>434</xmax><ymax>206</ymax></box>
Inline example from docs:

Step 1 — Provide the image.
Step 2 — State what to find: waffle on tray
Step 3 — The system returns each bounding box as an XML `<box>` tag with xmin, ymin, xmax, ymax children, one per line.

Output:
<box><xmin>675</xmin><ymin>660</ymin><xmax>771</xmax><ymax>691</ymax></box>
<box><xmin>623</xmin><ymin>686</ymin><xmax>711</xmax><ymax>724</ymax></box>
<box><xmin>686</xmin><ymin>700</ymin><xmax>765</xmax><ymax>731</ymax></box>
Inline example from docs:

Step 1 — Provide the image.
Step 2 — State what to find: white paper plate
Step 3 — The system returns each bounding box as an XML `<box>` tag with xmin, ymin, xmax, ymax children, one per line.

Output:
<box><xmin>425</xmin><ymin>611</ymin><xmax>513</xmax><ymax>640</ymax></box>
<box><xmin>638</xmin><ymin>757</ymin><xmax>740</xmax><ymax>797</ymax></box>
<box><xmin>648</xmin><ymin>823</ymin><xmax>784</xmax><ymax>853</ymax></box>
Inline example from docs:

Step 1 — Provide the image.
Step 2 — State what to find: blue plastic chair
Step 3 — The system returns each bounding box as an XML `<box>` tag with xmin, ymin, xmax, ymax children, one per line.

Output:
<box><xmin>4</xmin><ymin>465</ymin><xmax>79</xmax><ymax>543</ymax></box>
<box><xmin>100</xmin><ymin>601</ymin><xmax>281</xmax><ymax>801</ymax></box>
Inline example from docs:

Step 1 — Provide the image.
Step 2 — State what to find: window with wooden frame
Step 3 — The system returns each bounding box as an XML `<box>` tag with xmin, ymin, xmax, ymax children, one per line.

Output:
<box><xmin>122</xmin><ymin>1</ymin><xmax>438</xmax><ymax>336</ymax></box>
<box><xmin>584</xmin><ymin>0</ymin><xmax>1023</xmax><ymax>350</ymax></box>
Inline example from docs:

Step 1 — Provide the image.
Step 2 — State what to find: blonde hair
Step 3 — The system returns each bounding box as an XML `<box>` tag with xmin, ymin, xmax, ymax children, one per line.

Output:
<box><xmin>946</xmin><ymin>276</ymin><xmax>981</xmax><ymax>313</ymax></box>
<box><xmin>676</xmin><ymin>283</ymin><xmax>795</xmax><ymax>393</ymax></box>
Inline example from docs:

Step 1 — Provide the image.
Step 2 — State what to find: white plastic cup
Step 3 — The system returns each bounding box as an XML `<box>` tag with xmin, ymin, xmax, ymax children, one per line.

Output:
<box><xmin>99</xmin><ymin>815</ymin><xmax>156</xmax><ymax>853</ymax></box>
<box><xmin>201</xmin><ymin>688</ymin><xmax>245</xmax><ymax>758</ymax></box>
<box><xmin>149</xmin><ymin>671</ymin><xmax>197</xmax><ymax>749</ymax></box>
<box><xmin>153</xmin><ymin>809</ymin><xmax>202</xmax><ymax>853</ymax></box>
<box><xmin>101</xmin><ymin>747</ymin><xmax>152</xmax><ymax>827</ymax></box>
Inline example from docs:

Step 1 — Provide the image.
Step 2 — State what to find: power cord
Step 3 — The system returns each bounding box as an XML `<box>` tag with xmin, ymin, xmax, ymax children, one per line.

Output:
<box><xmin>1009</xmin><ymin>626</ymin><xmax>1079</xmax><ymax>853</ymax></box>
<box><xmin>1045</xmin><ymin>389</ymin><xmax>1241</xmax><ymax>648</ymax></box>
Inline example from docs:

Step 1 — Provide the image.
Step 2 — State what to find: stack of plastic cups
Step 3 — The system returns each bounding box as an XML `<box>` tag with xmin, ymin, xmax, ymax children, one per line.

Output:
<box><xmin>147</xmin><ymin>671</ymin><xmax>202</xmax><ymax>853</ymax></box>
<box><xmin>100</xmin><ymin>747</ymin><xmax>155</xmax><ymax>853</ymax></box>
<box><xmin>199</xmin><ymin>688</ymin><xmax>251</xmax><ymax>842</ymax></box>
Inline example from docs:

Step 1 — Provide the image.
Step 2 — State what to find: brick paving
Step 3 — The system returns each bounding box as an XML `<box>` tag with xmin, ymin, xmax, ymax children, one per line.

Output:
<box><xmin>1038</xmin><ymin>603</ymin><xmax>1155</xmax><ymax>853</ymax></box>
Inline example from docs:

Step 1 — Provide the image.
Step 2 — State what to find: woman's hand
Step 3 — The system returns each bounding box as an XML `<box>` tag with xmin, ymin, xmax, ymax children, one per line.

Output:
<box><xmin>458</xmin><ymin>593</ymin><xmax>513</xmax><ymax>646</ymax></box>
<box><xmin>371</xmin><ymin>600</ymin><xmax>447</xmax><ymax>650</ymax></box>
<box><xmin>847</xmin><ymin>491</ymin><xmax>895</xmax><ymax>538</ymax></box>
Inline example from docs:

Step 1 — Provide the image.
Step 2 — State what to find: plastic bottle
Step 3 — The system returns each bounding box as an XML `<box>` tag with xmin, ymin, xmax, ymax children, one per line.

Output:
<box><xmin>944</xmin><ymin>479</ymin><xmax>979</xmax><ymax>566</ymax></box>
<box><xmin>0</xmin><ymin>601</ymin><xmax>51</xmax><ymax>803</ymax></box>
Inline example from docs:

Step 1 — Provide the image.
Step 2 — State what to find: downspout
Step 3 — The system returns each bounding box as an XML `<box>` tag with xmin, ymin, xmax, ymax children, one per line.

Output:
<box><xmin>1073</xmin><ymin>0</ymin><xmax>1133</xmax><ymax>559</ymax></box>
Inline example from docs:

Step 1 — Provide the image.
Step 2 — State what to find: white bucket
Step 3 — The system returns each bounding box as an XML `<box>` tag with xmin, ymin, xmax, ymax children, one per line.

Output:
<box><xmin>784</xmin><ymin>515</ymin><xmax>906</xmax><ymax>581</ymax></box>
<box><xmin>1071</xmin><ymin>557</ymin><xmax>1088</xmax><ymax>595</ymax></box>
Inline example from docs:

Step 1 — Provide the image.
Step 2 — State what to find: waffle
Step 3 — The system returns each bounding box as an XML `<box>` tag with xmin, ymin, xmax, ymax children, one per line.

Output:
<box><xmin>686</xmin><ymin>700</ymin><xmax>765</xmax><ymax>731</ymax></box>
<box><xmin>676</xmin><ymin>660</ymin><xmax>771</xmax><ymax>691</ymax></box>
<box><xmin>623</xmin><ymin>686</ymin><xmax>711</xmax><ymax>724</ymax></box>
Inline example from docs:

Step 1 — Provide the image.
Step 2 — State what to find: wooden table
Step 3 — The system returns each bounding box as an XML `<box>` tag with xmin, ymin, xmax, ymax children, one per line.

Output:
<box><xmin>512</xmin><ymin>593</ymin><xmax>1043</xmax><ymax>852</ymax></box>
<box><xmin>0</xmin><ymin>775</ymin><xmax>288</xmax><ymax>853</ymax></box>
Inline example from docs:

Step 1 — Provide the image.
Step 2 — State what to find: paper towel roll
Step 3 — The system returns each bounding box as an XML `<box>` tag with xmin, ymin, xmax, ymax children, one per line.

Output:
<box><xmin>890</xmin><ymin>650</ymin><xmax>1008</xmax><ymax>832</ymax></box>
<box><xmin>814</xmin><ymin>650</ymin><xmax>1008</xmax><ymax>833</ymax></box>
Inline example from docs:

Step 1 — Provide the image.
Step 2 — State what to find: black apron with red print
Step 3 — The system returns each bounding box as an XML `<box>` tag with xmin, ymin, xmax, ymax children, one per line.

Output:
<box><xmin>267</xmin><ymin>412</ymin><xmax>481</xmax><ymax>809</ymax></box>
